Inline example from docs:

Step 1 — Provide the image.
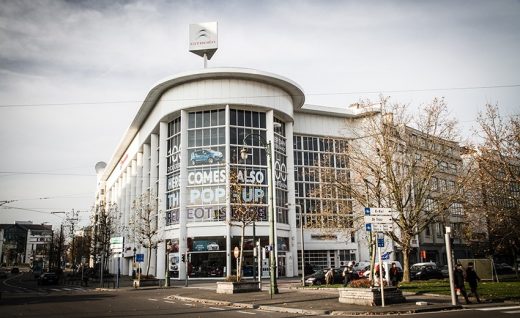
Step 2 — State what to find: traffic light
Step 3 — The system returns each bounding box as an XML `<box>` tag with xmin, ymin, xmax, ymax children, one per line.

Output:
<box><xmin>181</xmin><ymin>254</ymin><xmax>186</xmax><ymax>262</ymax></box>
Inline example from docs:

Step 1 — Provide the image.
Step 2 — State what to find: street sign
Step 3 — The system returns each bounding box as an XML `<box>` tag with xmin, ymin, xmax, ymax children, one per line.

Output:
<box><xmin>372</xmin><ymin>223</ymin><xmax>393</xmax><ymax>232</ymax></box>
<box><xmin>365</xmin><ymin>223</ymin><xmax>372</xmax><ymax>231</ymax></box>
<box><xmin>365</xmin><ymin>207</ymin><xmax>392</xmax><ymax>216</ymax></box>
<box><xmin>364</xmin><ymin>215</ymin><xmax>393</xmax><ymax>224</ymax></box>
<box><xmin>110</xmin><ymin>243</ymin><xmax>123</xmax><ymax>249</ymax></box>
<box><xmin>110</xmin><ymin>237</ymin><xmax>124</xmax><ymax>244</ymax></box>
<box><xmin>113</xmin><ymin>252</ymin><xmax>122</xmax><ymax>258</ymax></box>
<box><xmin>136</xmin><ymin>253</ymin><xmax>144</xmax><ymax>262</ymax></box>
<box><xmin>377</xmin><ymin>238</ymin><xmax>385</xmax><ymax>247</ymax></box>
<box><xmin>233</xmin><ymin>246</ymin><xmax>240</xmax><ymax>258</ymax></box>
<box><xmin>111</xmin><ymin>248</ymin><xmax>123</xmax><ymax>253</ymax></box>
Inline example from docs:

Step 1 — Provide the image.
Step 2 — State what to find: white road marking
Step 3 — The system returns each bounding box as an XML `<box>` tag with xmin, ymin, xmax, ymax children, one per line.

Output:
<box><xmin>237</xmin><ymin>310</ymin><xmax>255</xmax><ymax>315</ymax></box>
<box><xmin>504</xmin><ymin>310</ymin><xmax>520</xmax><ymax>314</ymax></box>
<box><xmin>209</xmin><ymin>307</ymin><xmax>225</xmax><ymax>311</ymax></box>
<box><xmin>148</xmin><ymin>298</ymin><xmax>158</xmax><ymax>301</ymax></box>
<box><xmin>477</xmin><ymin>306</ymin><xmax>520</xmax><ymax>311</ymax></box>
<box><xmin>164</xmin><ymin>301</ymin><xmax>176</xmax><ymax>304</ymax></box>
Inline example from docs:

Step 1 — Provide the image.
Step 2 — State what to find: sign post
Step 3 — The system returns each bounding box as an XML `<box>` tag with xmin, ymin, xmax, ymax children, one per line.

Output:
<box><xmin>364</xmin><ymin>208</ymin><xmax>394</xmax><ymax>308</ymax></box>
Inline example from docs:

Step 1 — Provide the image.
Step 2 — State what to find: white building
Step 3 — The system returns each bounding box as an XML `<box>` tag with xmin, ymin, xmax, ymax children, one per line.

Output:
<box><xmin>94</xmin><ymin>67</ymin><xmax>439</xmax><ymax>280</ymax></box>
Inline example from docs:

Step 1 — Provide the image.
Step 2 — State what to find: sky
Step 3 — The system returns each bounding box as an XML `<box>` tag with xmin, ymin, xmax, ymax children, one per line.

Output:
<box><xmin>1</xmin><ymin>0</ymin><xmax>519</xmax><ymax>230</ymax></box>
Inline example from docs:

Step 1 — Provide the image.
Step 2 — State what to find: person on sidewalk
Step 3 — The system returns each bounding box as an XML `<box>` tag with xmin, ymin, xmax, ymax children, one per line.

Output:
<box><xmin>389</xmin><ymin>262</ymin><xmax>400</xmax><ymax>287</ymax></box>
<box><xmin>454</xmin><ymin>263</ymin><xmax>471</xmax><ymax>304</ymax></box>
<box><xmin>466</xmin><ymin>262</ymin><xmax>482</xmax><ymax>303</ymax></box>
<box><xmin>342</xmin><ymin>262</ymin><xmax>354</xmax><ymax>287</ymax></box>
<box><xmin>325</xmin><ymin>268</ymin><xmax>334</xmax><ymax>285</ymax></box>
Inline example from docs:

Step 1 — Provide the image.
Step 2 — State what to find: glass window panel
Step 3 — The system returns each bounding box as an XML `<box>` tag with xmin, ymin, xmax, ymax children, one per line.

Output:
<box><xmin>189</xmin><ymin>113</ymin><xmax>196</xmax><ymax>128</ymax></box>
<box><xmin>196</xmin><ymin>112</ymin><xmax>203</xmax><ymax>128</ymax></box>
<box><xmin>252</xmin><ymin>112</ymin><xmax>259</xmax><ymax>127</ymax></box>
<box><xmin>203</xmin><ymin>111</ymin><xmax>210</xmax><ymax>127</ymax></box>
<box><xmin>219</xmin><ymin>127</ymin><xmax>225</xmax><ymax>145</ymax></box>
<box><xmin>238</xmin><ymin>110</ymin><xmax>244</xmax><ymax>126</ymax></box>
<box><xmin>196</xmin><ymin>129</ymin><xmax>202</xmax><ymax>147</ymax></box>
<box><xmin>230</xmin><ymin>109</ymin><xmax>236</xmax><ymax>126</ymax></box>
<box><xmin>259</xmin><ymin>112</ymin><xmax>266</xmax><ymax>128</ymax></box>
<box><xmin>210</xmin><ymin>110</ymin><xmax>218</xmax><ymax>126</ymax></box>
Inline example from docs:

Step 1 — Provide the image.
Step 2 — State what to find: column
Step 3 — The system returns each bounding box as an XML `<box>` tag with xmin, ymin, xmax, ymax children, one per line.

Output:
<box><xmin>179</xmin><ymin>110</ymin><xmax>189</xmax><ymax>280</ymax></box>
<box><xmin>156</xmin><ymin>122</ymin><xmax>168</xmax><ymax>279</ymax></box>
<box><xmin>142</xmin><ymin>143</ymin><xmax>151</xmax><ymax>193</ymax></box>
<box><xmin>150</xmin><ymin>133</ymin><xmax>159</xmax><ymax>277</ymax></box>
<box><xmin>285</xmin><ymin>121</ymin><xmax>298</xmax><ymax>278</ymax></box>
<box><xmin>225</xmin><ymin>105</ymin><xmax>232</xmax><ymax>277</ymax></box>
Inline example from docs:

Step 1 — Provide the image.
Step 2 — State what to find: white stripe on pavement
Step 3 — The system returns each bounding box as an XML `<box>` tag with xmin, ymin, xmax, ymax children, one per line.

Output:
<box><xmin>237</xmin><ymin>310</ymin><xmax>255</xmax><ymax>315</ymax></box>
<box><xmin>209</xmin><ymin>307</ymin><xmax>224</xmax><ymax>311</ymax></box>
<box><xmin>504</xmin><ymin>310</ymin><xmax>520</xmax><ymax>314</ymax></box>
<box><xmin>148</xmin><ymin>298</ymin><xmax>158</xmax><ymax>301</ymax></box>
<box><xmin>164</xmin><ymin>301</ymin><xmax>176</xmax><ymax>304</ymax></box>
<box><xmin>477</xmin><ymin>306</ymin><xmax>520</xmax><ymax>311</ymax></box>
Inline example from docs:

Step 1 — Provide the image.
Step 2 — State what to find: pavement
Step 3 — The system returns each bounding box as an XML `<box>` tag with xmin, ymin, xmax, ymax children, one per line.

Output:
<box><xmin>100</xmin><ymin>276</ymin><xmax>502</xmax><ymax>315</ymax></box>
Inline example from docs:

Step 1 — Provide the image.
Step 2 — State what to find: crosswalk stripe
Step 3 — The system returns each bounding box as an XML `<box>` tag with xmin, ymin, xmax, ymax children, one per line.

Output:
<box><xmin>209</xmin><ymin>307</ymin><xmax>224</xmax><ymax>311</ymax></box>
<box><xmin>164</xmin><ymin>301</ymin><xmax>176</xmax><ymax>304</ymax></box>
<box><xmin>237</xmin><ymin>310</ymin><xmax>255</xmax><ymax>315</ymax></box>
<box><xmin>477</xmin><ymin>306</ymin><xmax>520</xmax><ymax>311</ymax></box>
<box><xmin>504</xmin><ymin>310</ymin><xmax>520</xmax><ymax>314</ymax></box>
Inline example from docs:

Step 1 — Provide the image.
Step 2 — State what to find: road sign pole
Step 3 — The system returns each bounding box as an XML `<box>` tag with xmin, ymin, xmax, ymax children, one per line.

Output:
<box><xmin>378</xmin><ymin>244</ymin><xmax>385</xmax><ymax>307</ymax></box>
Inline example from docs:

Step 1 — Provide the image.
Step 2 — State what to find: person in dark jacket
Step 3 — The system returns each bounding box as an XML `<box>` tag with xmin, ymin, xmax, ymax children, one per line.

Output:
<box><xmin>454</xmin><ymin>263</ymin><xmax>470</xmax><ymax>304</ymax></box>
<box><xmin>466</xmin><ymin>262</ymin><xmax>481</xmax><ymax>303</ymax></box>
<box><xmin>389</xmin><ymin>262</ymin><xmax>400</xmax><ymax>287</ymax></box>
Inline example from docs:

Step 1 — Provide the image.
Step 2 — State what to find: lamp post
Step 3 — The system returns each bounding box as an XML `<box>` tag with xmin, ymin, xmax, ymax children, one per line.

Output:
<box><xmin>295</xmin><ymin>204</ymin><xmax>305</xmax><ymax>287</ymax></box>
<box><xmin>241</xmin><ymin>128</ymin><xmax>279</xmax><ymax>296</ymax></box>
<box><xmin>132</xmin><ymin>247</ymin><xmax>137</xmax><ymax>279</ymax></box>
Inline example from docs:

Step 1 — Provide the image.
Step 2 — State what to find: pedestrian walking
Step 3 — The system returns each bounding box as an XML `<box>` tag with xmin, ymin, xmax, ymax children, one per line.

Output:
<box><xmin>342</xmin><ymin>262</ymin><xmax>354</xmax><ymax>287</ymax></box>
<box><xmin>454</xmin><ymin>263</ymin><xmax>470</xmax><ymax>304</ymax></box>
<box><xmin>389</xmin><ymin>262</ymin><xmax>400</xmax><ymax>287</ymax></box>
<box><xmin>466</xmin><ymin>262</ymin><xmax>481</xmax><ymax>303</ymax></box>
<box><xmin>325</xmin><ymin>268</ymin><xmax>334</xmax><ymax>285</ymax></box>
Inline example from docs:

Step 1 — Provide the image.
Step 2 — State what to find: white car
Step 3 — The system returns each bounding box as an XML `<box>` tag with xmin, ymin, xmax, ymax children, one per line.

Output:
<box><xmin>207</xmin><ymin>242</ymin><xmax>220</xmax><ymax>251</ymax></box>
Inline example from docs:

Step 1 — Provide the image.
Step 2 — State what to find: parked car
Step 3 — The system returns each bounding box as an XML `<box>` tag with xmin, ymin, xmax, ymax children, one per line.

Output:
<box><xmin>410</xmin><ymin>262</ymin><xmax>444</xmax><ymax>280</ymax></box>
<box><xmin>304</xmin><ymin>268</ymin><xmax>343</xmax><ymax>286</ymax></box>
<box><xmin>440</xmin><ymin>265</ymin><xmax>449</xmax><ymax>278</ymax></box>
<box><xmin>495</xmin><ymin>263</ymin><xmax>514</xmax><ymax>274</ymax></box>
<box><xmin>352</xmin><ymin>261</ymin><xmax>371</xmax><ymax>279</ymax></box>
<box><xmin>190</xmin><ymin>149</ymin><xmax>224</xmax><ymax>165</ymax></box>
<box><xmin>37</xmin><ymin>272</ymin><xmax>59</xmax><ymax>285</ymax></box>
<box><xmin>10</xmin><ymin>267</ymin><xmax>20</xmax><ymax>274</ymax></box>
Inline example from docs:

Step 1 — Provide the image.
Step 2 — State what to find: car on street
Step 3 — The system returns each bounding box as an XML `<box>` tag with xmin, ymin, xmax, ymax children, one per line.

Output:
<box><xmin>495</xmin><ymin>262</ymin><xmax>514</xmax><ymax>274</ymax></box>
<box><xmin>410</xmin><ymin>262</ymin><xmax>444</xmax><ymax>280</ymax></box>
<box><xmin>38</xmin><ymin>272</ymin><xmax>59</xmax><ymax>285</ymax></box>
<box><xmin>362</xmin><ymin>261</ymin><xmax>403</xmax><ymax>281</ymax></box>
<box><xmin>190</xmin><ymin>149</ymin><xmax>224</xmax><ymax>165</ymax></box>
<box><xmin>304</xmin><ymin>268</ymin><xmax>343</xmax><ymax>286</ymax></box>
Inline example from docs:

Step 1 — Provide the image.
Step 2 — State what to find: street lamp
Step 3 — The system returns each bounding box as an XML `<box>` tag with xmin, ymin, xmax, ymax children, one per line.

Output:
<box><xmin>241</xmin><ymin>124</ymin><xmax>280</xmax><ymax>296</ymax></box>
<box><xmin>133</xmin><ymin>247</ymin><xmax>137</xmax><ymax>279</ymax></box>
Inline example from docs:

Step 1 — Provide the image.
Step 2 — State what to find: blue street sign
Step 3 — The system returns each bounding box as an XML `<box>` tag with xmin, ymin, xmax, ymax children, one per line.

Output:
<box><xmin>365</xmin><ymin>223</ymin><xmax>372</xmax><ymax>231</ymax></box>
<box><xmin>135</xmin><ymin>253</ymin><xmax>144</xmax><ymax>262</ymax></box>
<box><xmin>364</xmin><ymin>207</ymin><xmax>371</xmax><ymax>216</ymax></box>
<box><xmin>377</xmin><ymin>238</ymin><xmax>385</xmax><ymax>247</ymax></box>
<box><xmin>381</xmin><ymin>252</ymin><xmax>392</xmax><ymax>260</ymax></box>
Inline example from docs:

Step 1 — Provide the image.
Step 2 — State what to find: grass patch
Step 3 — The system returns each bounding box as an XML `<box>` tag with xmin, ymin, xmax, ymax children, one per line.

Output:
<box><xmin>399</xmin><ymin>279</ymin><xmax>520</xmax><ymax>301</ymax></box>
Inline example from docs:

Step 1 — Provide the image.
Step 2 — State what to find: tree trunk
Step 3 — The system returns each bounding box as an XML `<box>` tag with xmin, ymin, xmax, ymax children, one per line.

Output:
<box><xmin>146</xmin><ymin>246</ymin><xmax>152</xmax><ymax>277</ymax></box>
<box><xmin>401</xmin><ymin>244</ymin><xmax>411</xmax><ymax>282</ymax></box>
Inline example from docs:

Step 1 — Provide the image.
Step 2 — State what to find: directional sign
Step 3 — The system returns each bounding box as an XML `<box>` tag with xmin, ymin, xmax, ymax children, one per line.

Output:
<box><xmin>365</xmin><ymin>223</ymin><xmax>372</xmax><ymax>232</ymax></box>
<box><xmin>366</xmin><ymin>208</ymin><xmax>392</xmax><ymax>216</ymax></box>
<box><xmin>377</xmin><ymin>238</ymin><xmax>385</xmax><ymax>247</ymax></box>
<box><xmin>135</xmin><ymin>253</ymin><xmax>144</xmax><ymax>262</ymax></box>
<box><xmin>110</xmin><ymin>237</ymin><xmax>124</xmax><ymax>244</ymax></box>
<box><xmin>111</xmin><ymin>248</ymin><xmax>123</xmax><ymax>253</ymax></box>
<box><xmin>113</xmin><ymin>252</ymin><xmax>122</xmax><ymax>258</ymax></box>
<box><xmin>364</xmin><ymin>215</ymin><xmax>393</xmax><ymax>224</ymax></box>
<box><xmin>110</xmin><ymin>243</ymin><xmax>123</xmax><ymax>249</ymax></box>
<box><xmin>372</xmin><ymin>223</ymin><xmax>394</xmax><ymax>232</ymax></box>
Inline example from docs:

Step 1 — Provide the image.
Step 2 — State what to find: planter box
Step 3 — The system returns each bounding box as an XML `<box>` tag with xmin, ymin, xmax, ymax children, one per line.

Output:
<box><xmin>338</xmin><ymin>287</ymin><xmax>406</xmax><ymax>306</ymax></box>
<box><xmin>216</xmin><ymin>281</ymin><xmax>261</xmax><ymax>294</ymax></box>
<box><xmin>133</xmin><ymin>278</ymin><xmax>160</xmax><ymax>288</ymax></box>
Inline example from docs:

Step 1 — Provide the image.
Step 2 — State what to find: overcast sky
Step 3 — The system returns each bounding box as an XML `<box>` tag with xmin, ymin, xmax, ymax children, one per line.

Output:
<box><xmin>1</xmin><ymin>0</ymin><xmax>519</xmax><ymax>229</ymax></box>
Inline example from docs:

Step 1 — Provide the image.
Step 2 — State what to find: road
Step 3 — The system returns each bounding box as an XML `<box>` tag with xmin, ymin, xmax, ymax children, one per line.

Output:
<box><xmin>2</xmin><ymin>272</ymin><xmax>520</xmax><ymax>317</ymax></box>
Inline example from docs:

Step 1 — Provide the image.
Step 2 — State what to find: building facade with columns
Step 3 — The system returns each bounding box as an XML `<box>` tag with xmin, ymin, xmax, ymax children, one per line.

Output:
<box><xmin>94</xmin><ymin>67</ymin><xmax>401</xmax><ymax>280</ymax></box>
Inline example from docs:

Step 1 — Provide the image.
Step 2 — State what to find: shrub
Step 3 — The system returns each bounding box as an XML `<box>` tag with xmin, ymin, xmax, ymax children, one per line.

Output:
<box><xmin>349</xmin><ymin>279</ymin><xmax>372</xmax><ymax>288</ymax></box>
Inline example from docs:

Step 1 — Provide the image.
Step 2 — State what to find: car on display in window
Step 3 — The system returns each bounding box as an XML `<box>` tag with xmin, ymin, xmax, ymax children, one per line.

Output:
<box><xmin>206</xmin><ymin>242</ymin><xmax>220</xmax><ymax>251</ymax></box>
<box><xmin>190</xmin><ymin>149</ymin><xmax>224</xmax><ymax>165</ymax></box>
<box><xmin>37</xmin><ymin>272</ymin><xmax>59</xmax><ymax>285</ymax></box>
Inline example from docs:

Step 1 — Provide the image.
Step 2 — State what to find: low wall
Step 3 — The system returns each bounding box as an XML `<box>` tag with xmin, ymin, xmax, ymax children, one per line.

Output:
<box><xmin>338</xmin><ymin>287</ymin><xmax>406</xmax><ymax>306</ymax></box>
<box><xmin>216</xmin><ymin>281</ymin><xmax>261</xmax><ymax>294</ymax></box>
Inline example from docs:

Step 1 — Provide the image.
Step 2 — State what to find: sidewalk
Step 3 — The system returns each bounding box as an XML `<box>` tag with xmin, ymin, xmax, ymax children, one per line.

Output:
<box><xmin>114</xmin><ymin>277</ymin><xmax>465</xmax><ymax>315</ymax></box>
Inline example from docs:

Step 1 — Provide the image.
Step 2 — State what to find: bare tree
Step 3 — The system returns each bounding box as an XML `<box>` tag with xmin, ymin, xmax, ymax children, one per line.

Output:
<box><xmin>130</xmin><ymin>191</ymin><xmax>161</xmax><ymax>278</ymax></box>
<box><xmin>229</xmin><ymin>169</ymin><xmax>262</xmax><ymax>281</ymax></box>
<box><xmin>342</xmin><ymin>97</ymin><xmax>469</xmax><ymax>282</ymax></box>
<box><xmin>91</xmin><ymin>202</ymin><xmax>118</xmax><ymax>274</ymax></box>
<box><xmin>467</xmin><ymin>104</ymin><xmax>520</xmax><ymax>269</ymax></box>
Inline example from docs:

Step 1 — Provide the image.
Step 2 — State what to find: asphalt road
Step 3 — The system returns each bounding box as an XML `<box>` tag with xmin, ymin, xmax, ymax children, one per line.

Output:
<box><xmin>2</xmin><ymin>272</ymin><xmax>520</xmax><ymax>317</ymax></box>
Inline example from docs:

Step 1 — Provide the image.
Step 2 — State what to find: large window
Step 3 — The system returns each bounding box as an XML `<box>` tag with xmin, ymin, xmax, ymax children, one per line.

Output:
<box><xmin>294</xmin><ymin>135</ymin><xmax>352</xmax><ymax>229</ymax></box>
<box><xmin>166</xmin><ymin>117</ymin><xmax>181</xmax><ymax>226</ymax></box>
<box><xmin>186</xmin><ymin>110</ymin><xmax>226</xmax><ymax>222</ymax></box>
